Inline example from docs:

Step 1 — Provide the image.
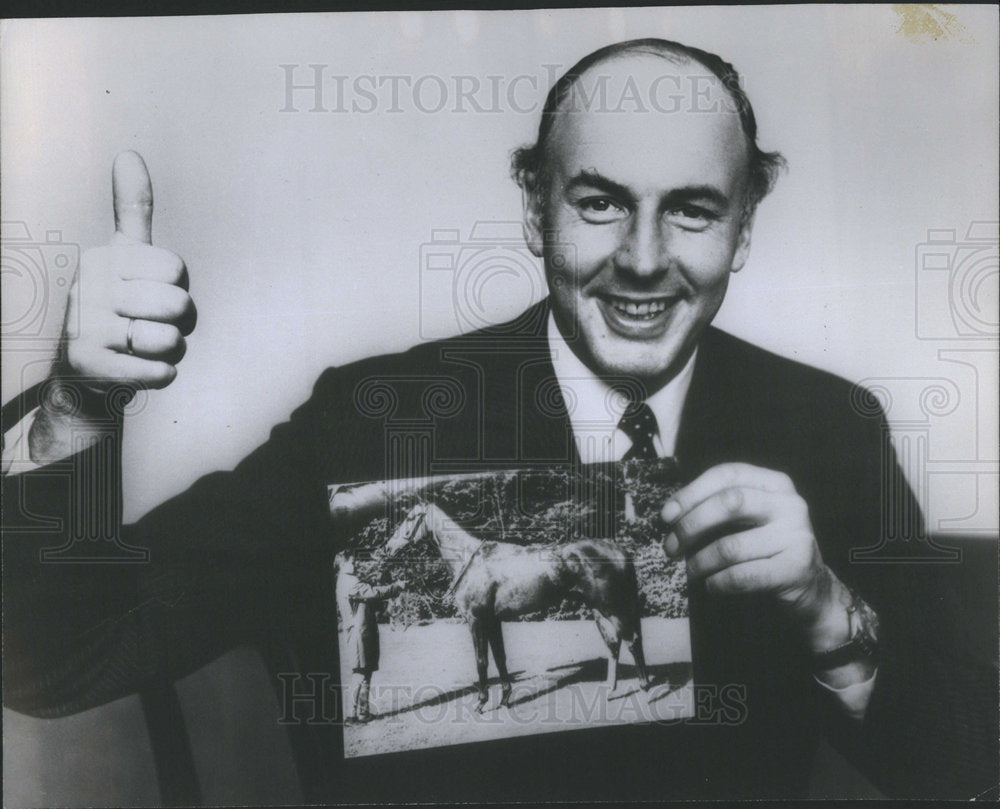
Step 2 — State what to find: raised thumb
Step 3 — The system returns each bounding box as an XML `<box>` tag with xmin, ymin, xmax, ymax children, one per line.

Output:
<box><xmin>112</xmin><ymin>150</ymin><xmax>153</xmax><ymax>245</ymax></box>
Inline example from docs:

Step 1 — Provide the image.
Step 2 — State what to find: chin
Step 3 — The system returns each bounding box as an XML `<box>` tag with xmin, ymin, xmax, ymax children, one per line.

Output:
<box><xmin>588</xmin><ymin>327</ymin><xmax>697</xmax><ymax>386</ymax></box>
<box><xmin>589</xmin><ymin>347</ymin><xmax>674</xmax><ymax>385</ymax></box>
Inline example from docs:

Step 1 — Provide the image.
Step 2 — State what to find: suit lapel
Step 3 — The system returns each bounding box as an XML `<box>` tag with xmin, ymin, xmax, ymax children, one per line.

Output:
<box><xmin>516</xmin><ymin>349</ymin><xmax>581</xmax><ymax>466</ymax></box>
<box><xmin>675</xmin><ymin>327</ymin><xmax>750</xmax><ymax>479</ymax></box>
<box><xmin>479</xmin><ymin>298</ymin><xmax>580</xmax><ymax>466</ymax></box>
<box><xmin>435</xmin><ymin>298</ymin><xmax>578</xmax><ymax>467</ymax></box>
<box><xmin>673</xmin><ymin>328</ymin><xmax>788</xmax><ymax>685</ymax></box>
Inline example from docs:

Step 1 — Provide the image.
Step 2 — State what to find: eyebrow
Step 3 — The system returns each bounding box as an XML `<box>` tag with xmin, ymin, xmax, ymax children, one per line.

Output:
<box><xmin>564</xmin><ymin>169</ymin><xmax>732</xmax><ymax>209</ymax></box>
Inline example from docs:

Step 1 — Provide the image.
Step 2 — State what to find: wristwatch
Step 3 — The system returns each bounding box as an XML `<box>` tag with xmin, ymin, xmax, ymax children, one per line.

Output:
<box><xmin>812</xmin><ymin>587</ymin><xmax>880</xmax><ymax>670</ymax></box>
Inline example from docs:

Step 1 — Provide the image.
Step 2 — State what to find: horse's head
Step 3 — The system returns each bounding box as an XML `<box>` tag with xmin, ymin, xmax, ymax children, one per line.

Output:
<box><xmin>384</xmin><ymin>504</ymin><xmax>430</xmax><ymax>556</ymax></box>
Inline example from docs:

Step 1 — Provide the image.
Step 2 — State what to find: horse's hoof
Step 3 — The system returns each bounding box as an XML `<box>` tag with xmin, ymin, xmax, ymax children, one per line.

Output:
<box><xmin>640</xmin><ymin>680</ymin><xmax>654</xmax><ymax>692</ymax></box>
<box><xmin>476</xmin><ymin>700</ymin><xmax>488</xmax><ymax>714</ymax></box>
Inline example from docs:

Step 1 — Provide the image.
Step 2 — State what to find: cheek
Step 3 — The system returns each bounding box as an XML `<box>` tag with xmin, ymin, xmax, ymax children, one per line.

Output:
<box><xmin>674</xmin><ymin>232</ymin><xmax>740</xmax><ymax>287</ymax></box>
<box><xmin>547</xmin><ymin>210</ymin><xmax>618</xmax><ymax>283</ymax></box>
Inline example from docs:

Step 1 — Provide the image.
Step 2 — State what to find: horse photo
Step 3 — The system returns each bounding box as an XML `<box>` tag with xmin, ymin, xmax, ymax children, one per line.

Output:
<box><xmin>384</xmin><ymin>501</ymin><xmax>652</xmax><ymax>711</ymax></box>
<box><xmin>330</xmin><ymin>461</ymin><xmax>692</xmax><ymax>758</ymax></box>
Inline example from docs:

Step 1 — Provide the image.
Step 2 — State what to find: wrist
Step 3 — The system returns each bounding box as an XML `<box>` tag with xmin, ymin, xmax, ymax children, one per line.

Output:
<box><xmin>28</xmin><ymin>376</ymin><xmax>128</xmax><ymax>463</ymax></box>
<box><xmin>50</xmin><ymin>349</ymin><xmax>136</xmax><ymax>418</ymax></box>
<box><xmin>807</xmin><ymin>575</ymin><xmax>880</xmax><ymax>684</ymax></box>
<box><xmin>803</xmin><ymin>569</ymin><xmax>853</xmax><ymax>654</ymax></box>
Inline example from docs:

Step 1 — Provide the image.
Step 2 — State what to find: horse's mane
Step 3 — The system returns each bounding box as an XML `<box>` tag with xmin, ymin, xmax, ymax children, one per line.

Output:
<box><xmin>421</xmin><ymin>502</ymin><xmax>479</xmax><ymax>541</ymax></box>
<box><xmin>410</xmin><ymin>501</ymin><xmax>484</xmax><ymax>551</ymax></box>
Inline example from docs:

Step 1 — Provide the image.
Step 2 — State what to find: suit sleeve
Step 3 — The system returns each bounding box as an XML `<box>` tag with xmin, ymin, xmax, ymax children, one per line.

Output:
<box><xmin>820</xmin><ymin>403</ymin><xmax>998</xmax><ymax>799</ymax></box>
<box><xmin>2</xmin><ymin>368</ymin><xmax>344</xmax><ymax>718</ymax></box>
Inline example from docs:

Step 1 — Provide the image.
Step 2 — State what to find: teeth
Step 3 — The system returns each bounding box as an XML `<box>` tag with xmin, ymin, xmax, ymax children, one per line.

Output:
<box><xmin>609</xmin><ymin>297</ymin><xmax>670</xmax><ymax>319</ymax></box>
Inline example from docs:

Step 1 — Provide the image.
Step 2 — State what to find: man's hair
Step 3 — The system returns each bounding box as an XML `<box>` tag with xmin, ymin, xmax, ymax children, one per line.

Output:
<box><xmin>511</xmin><ymin>38</ymin><xmax>786</xmax><ymax>222</ymax></box>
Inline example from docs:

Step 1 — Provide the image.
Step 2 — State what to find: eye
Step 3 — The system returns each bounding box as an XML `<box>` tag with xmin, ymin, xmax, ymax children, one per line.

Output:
<box><xmin>665</xmin><ymin>205</ymin><xmax>718</xmax><ymax>230</ymax></box>
<box><xmin>577</xmin><ymin>197</ymin><xmax>627</xmax><ymax>224</ymax></box>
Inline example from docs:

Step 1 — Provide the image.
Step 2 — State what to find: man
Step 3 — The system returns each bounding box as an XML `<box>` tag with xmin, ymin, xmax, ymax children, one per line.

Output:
<box><xmin>334</xmin><ymin>550</ymin><xmax>405</xmax><ymax>724</ymax></box>
<box><xmin>3</xmin><ymin>38</ymin><xmax>994</xmax><ymax>801</ymax></box>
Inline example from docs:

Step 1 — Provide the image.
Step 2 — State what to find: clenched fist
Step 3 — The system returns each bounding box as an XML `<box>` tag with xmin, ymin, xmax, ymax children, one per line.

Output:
<box><xmin>64</xmin><ymin>150</ymin><xmax>196</xmax><ymax>389</ymax></box>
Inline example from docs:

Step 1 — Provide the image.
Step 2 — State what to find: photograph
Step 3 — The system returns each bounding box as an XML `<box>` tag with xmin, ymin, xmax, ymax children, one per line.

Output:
<box><xmin>1</xmin><ymin>4</ymin><xmax>997</xmax><ymax>806</ymax></box>
<box><xmin>329</xmin><ymin>460</ymin><xmax>691</xmax><ymax>757</ymax></box>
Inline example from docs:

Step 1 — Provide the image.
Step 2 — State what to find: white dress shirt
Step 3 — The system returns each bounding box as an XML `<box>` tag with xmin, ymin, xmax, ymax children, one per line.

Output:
<box><xmin>546</xmin><ymin>311</ymin><xmax>696</xmax><ymax>464</ymax></box>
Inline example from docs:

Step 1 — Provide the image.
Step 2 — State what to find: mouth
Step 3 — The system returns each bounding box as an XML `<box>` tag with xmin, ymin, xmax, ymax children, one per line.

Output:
<box><xmin>595</xmin><ymin>294</ymin><xmax>679</xmax><ymax>336</ymax></box>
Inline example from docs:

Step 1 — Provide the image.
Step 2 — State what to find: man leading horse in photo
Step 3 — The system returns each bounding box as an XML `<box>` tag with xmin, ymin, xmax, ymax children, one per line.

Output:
<box><xmin>3</xmin><ymin>36</ymin><xmax>995</xmax><ymax>801</ymax></box>
<box><xmin>334</xmin><ymin>550</ymin><xmax>406</xmax><ymax>724</ymax></box>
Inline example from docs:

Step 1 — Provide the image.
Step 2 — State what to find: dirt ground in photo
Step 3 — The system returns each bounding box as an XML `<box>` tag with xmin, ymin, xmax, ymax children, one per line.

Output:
<box><xmin>340</xmin><ymin>617</ymin><xmax>693</xmax><ymax>758</ymax></box>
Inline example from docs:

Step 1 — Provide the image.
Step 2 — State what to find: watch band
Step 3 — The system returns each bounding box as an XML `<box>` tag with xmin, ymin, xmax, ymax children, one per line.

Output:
<box><xmin>812</xmin><ymin>587</ymin><xmax>879</xmax><ymax>670</ymax></box>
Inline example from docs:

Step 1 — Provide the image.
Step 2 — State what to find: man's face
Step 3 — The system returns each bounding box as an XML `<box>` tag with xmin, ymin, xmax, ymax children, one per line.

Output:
<box><xmin>525</xmin><ymin>55</ymin><xmax>754</xmax><ymax>391</ymax></box>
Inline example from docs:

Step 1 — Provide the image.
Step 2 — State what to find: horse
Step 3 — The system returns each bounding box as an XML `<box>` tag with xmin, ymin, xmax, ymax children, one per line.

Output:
<box><xmin>384</xmin><ymin>502</ymin><xmax>651</xmax><ymax>712</ymax></box>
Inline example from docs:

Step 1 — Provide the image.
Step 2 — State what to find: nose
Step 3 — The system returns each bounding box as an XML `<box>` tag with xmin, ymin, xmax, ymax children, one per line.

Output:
<box><xmin>614</xmin><ymin>208</ymin><xmax>669</xmax><ymax>280</ymax></box>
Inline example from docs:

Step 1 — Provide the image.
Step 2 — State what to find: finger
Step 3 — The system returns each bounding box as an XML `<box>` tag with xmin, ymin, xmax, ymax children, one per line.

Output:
<box><xmin>116</xmin><ymin>246</ymin><xmax>188</xmax><ymax>290</ymax></box>
<box><xmin>669</xmin><ymin>488</ymin><xmax>802</xmax><ymax>554</ymax></box>
<box><xmin>177</xmin><ymin>295</ymin><xmax>198</xmax><ymax>337</ymax></box>
<box><xmin>84</xmin><ymin>349</ymin><xmax>177</xmax><ymax>389</ymax></box>
<box><xmin>703</xmin><ymin>558</ymin><xmax>779</xmax><ymax>597</ymax></box>
<box><xmin>661</xmin><ymin>463</ymin><xmax>795</xmax><ymax>525</ymax></box>
<box><xmin>112</xmin><ymin>279</ymin><xmax>194</xmax><ymax>324</ymax></box>
<box><xmin>112</xmin><ymin>150</ymin><xmax>154</xmax><ymax>245</ymax></box>
<box><xmin>110</xmin><ymin>317</ymin><xmax>186</xmax><ymax>363</ymax></box>
<box><xmin>685</xmin><ymin>526</ymin><xmax>785</xmax><ymax>581</ymax></box>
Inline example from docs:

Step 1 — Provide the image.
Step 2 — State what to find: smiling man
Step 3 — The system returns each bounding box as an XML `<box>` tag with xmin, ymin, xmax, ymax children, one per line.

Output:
<box><xmin>3</xmin><ymin>38</ymin><xmax>994</xmax><ymax>803</ymax></box>
<box><xmin>520</xmin><ymin>41</ymin><xmax>881</xmax><ymax>704</ymax></box>
<box><xmin>522</xmin><ymin>45</ymin><xmax>761</xmax><ymax>389</ymax></box>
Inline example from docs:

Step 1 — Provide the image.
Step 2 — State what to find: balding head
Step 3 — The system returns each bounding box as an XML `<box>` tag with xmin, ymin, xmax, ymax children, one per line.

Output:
<box><xmin>512</xmin><ymin>38</ymin><xmax>784</xmax><ymax>225</ymax></box>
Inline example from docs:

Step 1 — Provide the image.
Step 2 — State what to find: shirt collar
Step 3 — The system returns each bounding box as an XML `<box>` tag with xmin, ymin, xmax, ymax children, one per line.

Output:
<box><xmin>546</xmin><ymin>311</ymin><xmax>697</xmax><ymax>462</ymax></box>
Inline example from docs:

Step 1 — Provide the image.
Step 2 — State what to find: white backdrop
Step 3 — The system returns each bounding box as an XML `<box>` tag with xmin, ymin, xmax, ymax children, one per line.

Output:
<box><xmin>2</xmin><ymin>6</ymin><xmax>997</xmax><ymax>532</ymax></box>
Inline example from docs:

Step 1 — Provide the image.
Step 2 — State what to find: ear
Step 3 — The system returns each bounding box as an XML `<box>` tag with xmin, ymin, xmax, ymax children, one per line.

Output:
<box><xmin>521</xmin><ymin>173</ymin><xmax>545</xmax><ymax>259</ymax></box>
<box><xmin>730</xmin><ymin>209</ymin><xmax>756</xmax><ymax>273</ymax></box>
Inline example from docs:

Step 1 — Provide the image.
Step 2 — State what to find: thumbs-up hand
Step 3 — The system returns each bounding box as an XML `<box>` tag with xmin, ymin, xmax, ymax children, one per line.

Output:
<box><xmin>63</xmin><ymin>151</ymin><xmax>196</xmax><ymax>390</ymax></box>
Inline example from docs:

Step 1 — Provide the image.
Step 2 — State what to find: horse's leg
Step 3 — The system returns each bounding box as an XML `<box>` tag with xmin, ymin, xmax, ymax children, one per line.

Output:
<box><xmin>592</xmin><ymin>610</ymin><xmax>621</xmax><ymax>691</ymax></box>
<box><xmin>626</xmin><ymin>620</ymin><xmax>652</xmax><ymax>690</ymax></box>
<box><xmin>469</xmin><ymin>617</ymin><xmax>490</xmax><ymax>712</ymax></box>
<box><xmin>485</xmin><ymin>618</ymin><xmax>512</xmax><ymax>707</ymax></box>
<box><xmin>607</xmin><ymin>611</ymin><xmax>653</xmax><ymax>691</ymax></box>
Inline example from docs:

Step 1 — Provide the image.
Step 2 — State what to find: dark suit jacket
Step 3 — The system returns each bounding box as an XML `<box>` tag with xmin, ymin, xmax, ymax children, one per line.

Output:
<box><xmin>4</xmin><ymin>299</ymin><xmax>996</xmax><ymax>801</ymax></box>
